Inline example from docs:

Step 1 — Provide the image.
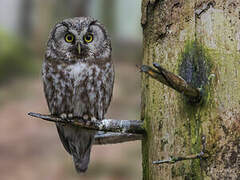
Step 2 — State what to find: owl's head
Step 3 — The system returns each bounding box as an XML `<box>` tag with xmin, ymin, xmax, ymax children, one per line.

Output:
<box><xmin>45</xmin><ymin>17</ymin><xmax>111</xmax><ymax>62</ymax></box>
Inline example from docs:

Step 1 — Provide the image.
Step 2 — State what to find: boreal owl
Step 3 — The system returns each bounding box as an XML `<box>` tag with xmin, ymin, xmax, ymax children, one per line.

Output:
<box><xmin>42</xmin><ymin>17</ymin><xmax>114</xmax><ymax>173</ymax></box>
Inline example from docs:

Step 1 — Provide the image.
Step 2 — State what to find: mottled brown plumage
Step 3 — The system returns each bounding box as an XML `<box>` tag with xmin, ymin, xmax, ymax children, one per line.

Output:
<box><xmin>42</xmin><ymin>17</ymin><xmax>114</xmax><ymax>172</ymax></box>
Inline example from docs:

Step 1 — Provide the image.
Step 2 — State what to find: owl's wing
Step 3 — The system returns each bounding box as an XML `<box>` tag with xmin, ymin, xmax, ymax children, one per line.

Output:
<box><xmin>103</xmin><ymin>62</ymin><xmax>115</xmax><ymax>115</ymax></box>
<box><xmin>56</xmin><ymin>124</ymin><xmax>72</xmax><ymax>155</ymax></box>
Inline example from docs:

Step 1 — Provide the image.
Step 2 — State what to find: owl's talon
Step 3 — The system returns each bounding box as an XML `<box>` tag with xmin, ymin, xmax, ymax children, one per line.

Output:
<box><xmin>91</xmin><ymin>117</ymin><xmax>97</xmax><ymax>122</ymax></box>
<box><xmin>60</xmin><ymin>113</ymin><xmax>67</xmax><ymax>119</ymax></box>
<box><xmin>67</xmin><ymin>113</ymin><xmax>73</xmax><ymax>119</ymax></box>
<box><xmin>60</xmin><ymin>113</ymin><xmax>74</xmax><ymax>123</ymax></box>
<box><xmin>83</xmin><ymin>114</ymin><xmax>89</xmax><ymax>121</ymax></box>
<box><xmin>86</xmin><ymin>121</ymin><xmax>91</xmax><ymax>126</ymax></box>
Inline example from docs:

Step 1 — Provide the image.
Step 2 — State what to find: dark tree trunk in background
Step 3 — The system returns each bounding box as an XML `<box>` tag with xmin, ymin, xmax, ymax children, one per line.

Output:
<box><xmin>54</xmin><ymin>0</ymin><xmax>90</xmax><ymax>20</ymax></box>
<box><xmin>101</xmin><ymin>0</ymin><xmax>115</xmax><ymax>35</ymax></box>
<box><xmin>141</xmin><ymin>0</ymin><xmax>240</xmax><ymax>179</ymax></box>
<box><xmin>19</xmin><ymin>0</ymin><xmax>33</xmax><ymax>38</ymax></box>
<box><xmin>69</xmin><ymin>0</ymin><xmax>90</xmax><ymax>17</ymax></box>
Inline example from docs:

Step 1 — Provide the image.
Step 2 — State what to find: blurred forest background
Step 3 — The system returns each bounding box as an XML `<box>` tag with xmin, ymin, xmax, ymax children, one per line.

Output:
<box><xmin>0</xmin><ymin>0</ymin><xmax>142</xmax><ymax>180</ymax></box>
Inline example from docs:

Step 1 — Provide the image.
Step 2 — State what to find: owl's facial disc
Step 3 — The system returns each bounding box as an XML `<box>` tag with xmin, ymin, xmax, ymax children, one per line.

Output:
<box><xmin>47</xmin><ymin>17</ymin><xmax>111</xmax><ymax>61</ymax></box>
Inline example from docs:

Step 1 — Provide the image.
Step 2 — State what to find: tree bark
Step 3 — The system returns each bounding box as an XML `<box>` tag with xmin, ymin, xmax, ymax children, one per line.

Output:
<box><xmin>141</xmin><ymin>0</ymin><xmax>240</xmax><ymax>179</ymax></box>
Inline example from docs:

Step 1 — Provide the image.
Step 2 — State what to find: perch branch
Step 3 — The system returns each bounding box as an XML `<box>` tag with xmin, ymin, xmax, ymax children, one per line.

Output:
<box><xmin>94</xmin><ymin>132</ymin><xmax>143</xmax><ymax>145</ymax></box>
<box><xmin>28</xmin><ymin>112</ymin><xmax>144</xmax><ymax>134</ymax></box>
<box><xmin>140</xmin><ymin>62</ymin><xmax>201</xmax><ymax>100</ymax></box>
<box><xmin>153</xmin><ymin>151</ymin><xmax>208</xmax><ymax>164</ymax></box>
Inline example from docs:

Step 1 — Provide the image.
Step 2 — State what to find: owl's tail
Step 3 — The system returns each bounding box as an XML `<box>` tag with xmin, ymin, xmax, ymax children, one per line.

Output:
<box><xmin>72</xmin><ymin>146</ymin><xmax>92</xmax><ymax>173</ymax></box>
<box><xmin>56</xmin><ymin>124</ymin><xmax>95</xmax><ymax>173</ymax></box>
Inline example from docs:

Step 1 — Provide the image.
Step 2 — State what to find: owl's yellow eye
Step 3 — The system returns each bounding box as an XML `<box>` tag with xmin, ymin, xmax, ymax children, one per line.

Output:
<box><xmin>84</xmin><ymin>34</ymin><xmax>93</xmax><ymax>43</ymax></box>
<box><xmin>65</xmin><ymin>33</ymin><xmax>75</xmax><ymax>43</ymax></box>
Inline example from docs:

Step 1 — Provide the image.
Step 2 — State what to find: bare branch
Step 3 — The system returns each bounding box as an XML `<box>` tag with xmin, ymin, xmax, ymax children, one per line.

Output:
<box><xmin>28</xmin><ymin>112</ymin><xmax>144</xmax><ymax>134</ymax></box>
<box><xmin>153</xmin><ymin>151</ymin><xmax>208</xmax><ymax>165</ymax></box>
<box><xmin>140</xmin><ymin>62</ymin><xmax>202</xmax><ymax>101</ymax></box>
<box><xmin>153</xmin><ymin>136</ymin><xmax>208</xmax><ymax>164</ymax></box>
<box><xmin>94</xmin><ymin>132</ymin><xmax>143</xmax><ymax>145</ymax></box>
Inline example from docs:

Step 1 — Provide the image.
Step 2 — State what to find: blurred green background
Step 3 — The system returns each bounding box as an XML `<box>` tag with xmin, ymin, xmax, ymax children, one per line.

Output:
<box><xmin>0</xmin><ymin>0</ymin><xmax>142</xmax><ymax>180</ymax></box>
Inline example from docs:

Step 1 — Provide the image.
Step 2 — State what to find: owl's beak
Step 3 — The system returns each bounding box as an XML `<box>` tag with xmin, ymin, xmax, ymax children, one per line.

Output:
<box><xmin>77</xmin><ymin>43</ymin><xmax>81</xmax><ymax>55</ymax></box>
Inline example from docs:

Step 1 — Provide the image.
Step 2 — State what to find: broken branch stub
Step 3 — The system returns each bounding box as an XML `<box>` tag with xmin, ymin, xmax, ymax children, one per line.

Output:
<box><xmin>140</xmin><ymin>62</ymin><xmax>202</xmax><ymax>102</ymax></box>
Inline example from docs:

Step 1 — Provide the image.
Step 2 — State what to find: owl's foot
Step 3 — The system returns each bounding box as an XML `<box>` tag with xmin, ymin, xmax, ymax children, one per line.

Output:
<box><xmin>60</xmin><ymin>113</ymin><xmax>67</xmax><ymax>119</ymax></box>
<box><xmin>67</xmin><ymin>113</ymin><xmax>73</xmax><ymax>119</ymax></box>
<box><xmin>82</xmin><ymin>114</ymin><xmax>97</xmax><ymax>122</ymax></box>
<box><xmin>81</xmin><ymin>115</ymin><xmax>97</xmax><ymax>126</ymax></box>
<box><xmin>91</xmin><ymin>117</ymin><xmax>97</xmax><ymax>122</ymax></box>
<box><xmin>60</xmin><ymin>113</ymin><xmax>74</xmax><ymax>122</ymax></box>
<box><xmin>83</xmin><ymin>114</ymin><xmax>89</xmax><ymax>120</ymax></box>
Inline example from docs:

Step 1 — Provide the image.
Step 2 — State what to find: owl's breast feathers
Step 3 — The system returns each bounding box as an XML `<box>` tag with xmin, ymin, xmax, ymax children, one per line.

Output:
<box><xmin>42</xmin><ymin>58</ymin><xmax>114</xmax><ymax>120</ymax></box>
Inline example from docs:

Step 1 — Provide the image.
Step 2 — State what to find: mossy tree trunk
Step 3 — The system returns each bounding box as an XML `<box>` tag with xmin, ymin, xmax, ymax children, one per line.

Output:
<box><xmin>141</xmin><ymin>0</ymin><xmax>240</xmax><ymax>179</ymax></box>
